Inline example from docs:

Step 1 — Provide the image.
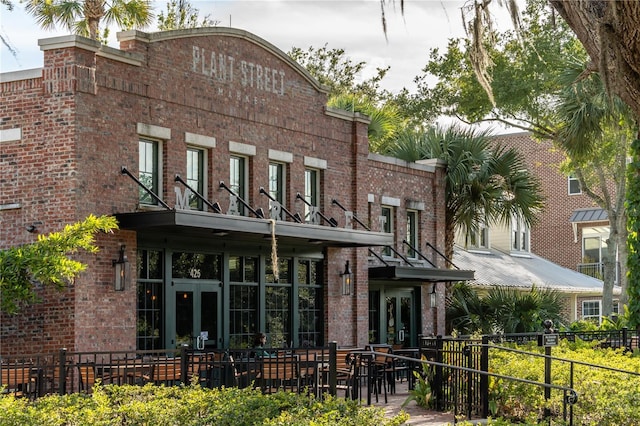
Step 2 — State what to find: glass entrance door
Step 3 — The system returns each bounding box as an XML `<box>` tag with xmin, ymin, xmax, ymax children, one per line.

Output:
<box><xmin>168</xmin><ymin>281</ymin><xmax>221</xmax><ymax>349</ymax></box>
<box><xmin>384</xmin><ymin>290</ymin><xmax>414</xmax><ymax>347</ymax></box>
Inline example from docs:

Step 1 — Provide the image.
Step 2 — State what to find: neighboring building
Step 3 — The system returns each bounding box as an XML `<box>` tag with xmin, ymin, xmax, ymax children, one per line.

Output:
<box><xmin>493</xmin><ymin>132</ymin><xmax>614</xmax><ymax>280</ymax></box>
<box><xmin>453</xmin><ymin>131</ymin><xmax>619</xmax><ymax>323</ymax></box>
<box><xmin>0</xmin><ymin>28</ymin><xmax>471</xmax><ymax>357</ymax></box>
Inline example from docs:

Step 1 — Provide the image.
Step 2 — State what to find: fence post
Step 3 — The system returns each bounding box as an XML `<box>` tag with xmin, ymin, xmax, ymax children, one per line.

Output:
<box><xmin>58</xmin><ymin>348</ymin><xmax>67</xmax><ymax>395</ymax></box>
<box><xmin>329</xmin><ymin>341</ymin><xmax>337</xmax><ymax>396</ymax></box>
<box><xmin>464</xmin><ymin>345</ymin><xmax>473</xmax><ymax>420</ymax></box>
<box><xmin>434</xmin><ymin>335</ymin><xmax>443</xmax><ymax>411</ymax></box>
<box><xmin>623</xmin><ymin>327</ymin><xmax>629</xmax><ymax>350</ymax></box>
<box><xmin>180</xmin><ymin>345</ymin><xmax>188</xmax><ymax>383</ymax></box>
<box><xmin>480</xmin><ymin>336</ymin><xmax>489</xmax><ymax>418</ymax></box>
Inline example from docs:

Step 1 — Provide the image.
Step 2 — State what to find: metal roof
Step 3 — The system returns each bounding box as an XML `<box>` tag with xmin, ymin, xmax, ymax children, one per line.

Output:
<box><xmin>569</xmin><ymin>208</ymin><xmax>608</xmax><ymax>223</ymax></box>
<box><xmin>453</xmin><ymin>247</ymin><xmax>611</xmax><ymax>294</ymax></box>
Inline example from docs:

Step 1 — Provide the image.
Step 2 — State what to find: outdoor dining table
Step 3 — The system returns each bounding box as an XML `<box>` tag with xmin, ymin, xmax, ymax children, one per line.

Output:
<box><xmin>1</xmin><ymin>365</ymin><xmax>41</xmax><ymax>398</ymax></box>
<box><xmin>97</xmin><ymin>361</ymin><xmax>152</xmax><ymax>385</ymax></box>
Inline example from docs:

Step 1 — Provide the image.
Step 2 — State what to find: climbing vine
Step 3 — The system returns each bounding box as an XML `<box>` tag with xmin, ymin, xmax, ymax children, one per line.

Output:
<box><xmin>626</xmin><ymin>139</ymin><xmax>640</xmax><ymax>331</ymax></box>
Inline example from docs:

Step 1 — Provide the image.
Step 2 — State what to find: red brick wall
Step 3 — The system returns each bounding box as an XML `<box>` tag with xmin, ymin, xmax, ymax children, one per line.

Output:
<box><xmin>492</xmin><ymin>133</ymin><xmax>604</xmax><ymax>271</ymax></box>
<box><xmin>1</xmin><ymin>29</ymin><xmax>447</xmax><ymax>353</ymax></box>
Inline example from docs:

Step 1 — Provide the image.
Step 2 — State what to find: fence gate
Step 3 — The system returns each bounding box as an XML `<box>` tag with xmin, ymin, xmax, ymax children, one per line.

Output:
<box><xmin>420</xmin><ymin>336</ymin><xmax>488</xmax><ymax>420</ymax></box>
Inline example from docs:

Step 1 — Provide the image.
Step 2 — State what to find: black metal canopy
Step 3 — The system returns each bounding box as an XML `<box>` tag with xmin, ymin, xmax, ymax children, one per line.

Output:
<box><xmin>115</xmin><ymin>209</ymin><xmax>393</xmax><ymax>249</ymax></box>
<box><xmin>368</xmin><ymin>265</ymin><xmax>475</xmax><ymax>283</ymax></box>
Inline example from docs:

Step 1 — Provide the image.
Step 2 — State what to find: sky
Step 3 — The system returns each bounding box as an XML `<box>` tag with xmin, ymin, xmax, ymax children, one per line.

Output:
<box><xmin>0</xmin><ymin>0</ymin><xmax>514</xmax><ymax>94</ymax></box>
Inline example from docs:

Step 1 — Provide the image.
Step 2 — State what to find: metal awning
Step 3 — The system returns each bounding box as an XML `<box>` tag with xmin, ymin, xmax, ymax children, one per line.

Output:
<box><xmin>569</xmin><ymin>208</ymin><xmax>608</xmax><ymax>223</ymax></box>
<box><xmin>368</xmin><ymin>265</ymin><xmax>475</xmax><ymax>283</ymax></box>
<box><xmin>569</xmin><ymin>208</ymin><xmax>609</xmax><ymax>243</ymax></box>
<box><xmin>115</xmin><ymin>209</ymin><xmax>393</xmax><ymax>249</ymax></box>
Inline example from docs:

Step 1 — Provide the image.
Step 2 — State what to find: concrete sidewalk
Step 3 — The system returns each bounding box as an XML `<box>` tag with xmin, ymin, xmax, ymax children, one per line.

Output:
<box><xmin>352</xmin><ymin>379</ymin><xmax>457</xmax><ymax>425</ymax></box>
<box><xmin>381</xmin><ymin>390</ymin><xmax>456</xmax><ymax>425</ymax></box>
<box><xmin>363</xmin><ymin>379</ymin><xmax>489</xmax><ymax>425</ymax></box>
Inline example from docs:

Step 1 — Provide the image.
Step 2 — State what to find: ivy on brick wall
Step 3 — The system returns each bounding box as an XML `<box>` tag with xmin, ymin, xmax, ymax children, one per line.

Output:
<box><xmin>626</xmin><ymin>139</ymin><xmax>640</xmax><ymax>331</ymax></box>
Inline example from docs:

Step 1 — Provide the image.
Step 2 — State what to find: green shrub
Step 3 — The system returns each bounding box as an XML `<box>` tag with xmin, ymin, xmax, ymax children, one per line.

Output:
<box><xmin>402</xmin><ymin>356</ymin><xmax>433</xmax><ymax>409</ymax></box>
<box><xmin>0</xmin><ymin>383</ymin><xmax>409</xmax><ymax>426</ymax></box>
<box><xmin>487</xmin><ymin>339</ymin><xmax>640</xmax><ymax>425</ymax></box>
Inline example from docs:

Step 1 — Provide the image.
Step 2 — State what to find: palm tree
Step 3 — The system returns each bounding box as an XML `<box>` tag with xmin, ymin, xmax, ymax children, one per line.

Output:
<box><xmin>483</xmin><ymin>285</ymin><xmax>565</xmax><ymax>334</ymax></box>
<box><xmin>446</xmin><ymin>282</ymin><xmax>565</xmax><ymax>335</ymax></box>
<box><xmin>157</xmin><ymin>0</ymin><xmax>218</xmax><ymax>31</ymax></box>
<box><xmin>445</xmin><ymin>282</ymin><xmax>493</xmax><ymax>335</ymax></box>
<box><xmin>24</xmin><ymin>0</ymin><xmax>153</xmax><ymax>41</ymax></box>
<box><xmin>382</xmin><ymin>125</ymin><xmax>544</xmax><ymax>262</ymax></box>
<box><xmin>327</xmin><ymin>93</ymin><xmax>403</xmax><ymax>152</ymax></box>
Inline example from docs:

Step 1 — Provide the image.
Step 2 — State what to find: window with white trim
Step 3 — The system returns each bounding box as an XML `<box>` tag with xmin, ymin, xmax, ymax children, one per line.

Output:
<box><xmin>381</xmin><ymin>206</ymin><xmax>393</xmax><ymax>256</ymax></box>
<box><xmin>303</xmin><ymin>168</ymin><xmax>319</xmax><ymax>223</ymax></box>
<box><xmin>230</xmin><ymin>155</ymin><xmax>247</xmax><ymax>215</ymax></box>
<box><xmin>139</xmin><ymin>139</ymin><xmax>161</xmax><ymax>205</ymax></box>
<box><xmin>406</xmin><ymin>210</ymin><xmax>418</xmax><ymax>258</ymax></box>
<box><xmin>582</xmin><ymin>300</ymin><xmax>601</xmax><ymax>323</ymax></box>
<box><xmin>582</xmin><ymin>235</ymin><xmax>607</xmax><ymax>264</ymax></box>
<box><xmin>186</xmin><ymin>147</ymin><xmax>205</xmax><ymax>210</ymax></box>
<box><xmin>469</xmin><ymin>224</ymin><xmax>489</xmax><ymax>250</ymax></box>
<box><xmin>511</xmin><ymin>215</ymin><xmax>530</xmax><ymax>253</ymax></box>
<box><xmin>268</xmin><ymin>162</ymin><xmax>285</xmax><ymax>203</ymax></box>
<box><xmin>268</xmin><ymin>162</ymin><xmax>286</xmax><ymax>220</ymax></box>
<box><xmin>568</xmin><ymin>174</ymin><xmax>581</xmax><ymax>195</ymax></box>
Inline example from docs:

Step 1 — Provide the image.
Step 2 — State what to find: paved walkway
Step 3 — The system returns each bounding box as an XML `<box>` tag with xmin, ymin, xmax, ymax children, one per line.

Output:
<box><xmin>380</xmin><ymin>390</ymin><xmax>456</xmax><ymax>425</ymax></box>
<box><xmin>354</xmin><ymin>379</ymin><xmax>458</xmax><ymax>425</ymax></box>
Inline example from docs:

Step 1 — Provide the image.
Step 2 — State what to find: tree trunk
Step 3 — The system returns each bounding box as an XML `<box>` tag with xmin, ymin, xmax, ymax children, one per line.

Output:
<box><xmin>83</xmin><ymin>0</ymin><xmax>104</xmax><ymax>40</ymax></box>
<box><xmin>549</xmin><ymin>1</ymin><xmax>640</xmax><ymax>119</ymax></box>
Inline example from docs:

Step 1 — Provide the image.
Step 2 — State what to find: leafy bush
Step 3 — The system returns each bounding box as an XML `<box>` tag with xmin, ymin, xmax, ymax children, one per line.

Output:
<box><xmin>402</xmin><ymin>356</ymin><xmax>433</xmax><ymax>409</ymax></box>
<box><xmin>0</xmin><ymin>383</ymin><xmax>409</xmax><ymax>426</ymax></box>
<box><xmin>487</xmin><ymin>339</ymin><xmax>640</xmax><ymax>425</ymax></box>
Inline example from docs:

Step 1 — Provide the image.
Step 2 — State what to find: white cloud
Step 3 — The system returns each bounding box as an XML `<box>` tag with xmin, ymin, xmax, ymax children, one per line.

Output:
<box><xmin>1</xmin><ymin>0</ymin><xmax>482</xmax><ymax>93</ymax></box>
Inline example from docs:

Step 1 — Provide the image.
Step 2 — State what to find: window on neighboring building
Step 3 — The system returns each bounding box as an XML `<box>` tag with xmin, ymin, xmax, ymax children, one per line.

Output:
<box><xmin>186</xmin><ymin>147</ymin><xmax>205</xmax><ymax>210</ymax></box>
<box><xmin>230</xmin><ymin>155</ymin><xmax>247</xmax><ymax>215</ymax></box>
<box><xmin>406</xmin><ymin>210</ymin><xmax>418</xmax><ymax>258</ymax></box>
<box><xmin>139</xmin><ymin>139</ymin><xmax>160</xmax><ymax>205</ymax></box>
<box><xmin>381</xmin><ymin>206</ymin><xmax>393</xmax><ymax>256</ymax></box>
<box><xmin>469</xmin><ymin>223</ymin><xmax>489</xmax><ymax>250</ymax></box>
<box><xmin>583</xmin><ymin>235</ymin><xmax>607</xmax><ymax>264</ymax></box>
<box><xmin>303</xmin><ymin>168</ymin><xmax>319</xmax><ymax>223</ymax></box>
<box><xmin>582</xmin><ymin>300</ymin><xmax>601</xmax><ymax>324</ymax></box>
<box><xmin>511</xmin><ymin>215</ymin><xmax>530</xmax><ymax>253</ymax></box>
<box><xmin>568</xmin><ymin>174</ymin><xmax>581</xmax><ymax>195</ymax></box>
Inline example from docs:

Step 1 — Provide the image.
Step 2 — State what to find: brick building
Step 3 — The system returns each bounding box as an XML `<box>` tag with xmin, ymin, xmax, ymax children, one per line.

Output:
<box><xmin>455</xmin><ymin>132</ymin><xmax>618</xmax><ymax>322</ymax></box>
<box><xmin>0</xmin><ymin>28</ymin><xmax>471</xmax><ymax>356</ymax></box>
<box><xmin>493</xmin><ymin>132</ymin><xmax>612</xmax><ymax>274</ymax></box>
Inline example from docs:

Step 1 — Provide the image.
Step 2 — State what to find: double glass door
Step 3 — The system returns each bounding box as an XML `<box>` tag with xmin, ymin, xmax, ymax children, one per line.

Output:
<box><xmin>384</xmin><ymin>290</ymin><xmax>414</xmax><ymax>347</ymax></box>
<box><xmin>167</xmin><ymin>280</ymin><xmax>221</xmax><ymax>349</ymax></box>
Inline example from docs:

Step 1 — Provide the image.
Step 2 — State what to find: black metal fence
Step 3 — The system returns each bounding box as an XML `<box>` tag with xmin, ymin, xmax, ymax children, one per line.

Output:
<box><xmin>0</xmin><ymin>345</ymin><xmax>341</xmax><ymax>400</ymax></box>
<box><xmin>419</xmin><ymin>327</ymin><xmax>640</xmax><ymax>421</ymax></box>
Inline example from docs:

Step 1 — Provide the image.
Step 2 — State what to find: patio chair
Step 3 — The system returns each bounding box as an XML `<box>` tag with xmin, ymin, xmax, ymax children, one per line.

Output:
<box><xmin>77</xmin><ymin>363</ymin><xmax>96</xmax><ymax>393</ymax></box>
<box><xmin>257</xmin><ymin>355</ymin><xmax>299</xmax><ymax>394</ymax></box>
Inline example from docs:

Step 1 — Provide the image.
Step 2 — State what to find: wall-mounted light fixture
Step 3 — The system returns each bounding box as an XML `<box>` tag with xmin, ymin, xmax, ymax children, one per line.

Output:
<box><xmin>26</xmin><ymin>221</ymin><xmax>43</xmax><ymax>233</ymax></box>
<box><xmin>340</xmin><ymin>260</ymin><xmax>352</xmax><ymax>296</ymax></box>
<box><xmin>430</xmin><ymin>283</ymin><xmax>437</xmax><ymax>308</ymax></box>
<box><xmin>112</xmin><ymin>245</ymin><xmax>129</xmax><ymax>291</ymax></box>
